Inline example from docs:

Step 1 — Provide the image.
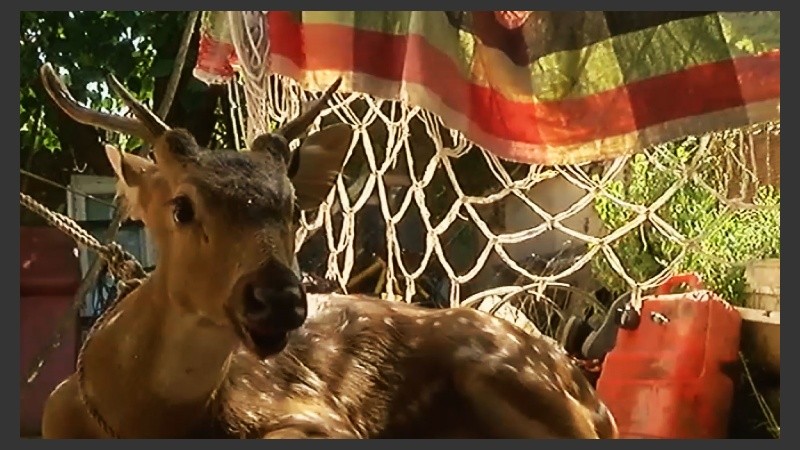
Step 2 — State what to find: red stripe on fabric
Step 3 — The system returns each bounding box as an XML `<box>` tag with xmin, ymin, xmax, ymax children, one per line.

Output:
<box><xmin>195</xmin><ymin>32</ymin><xmax>237</xmax><ymax>80</ymax></box>
<box><xmin>733</xmin><ymin>50</ymin><xmax>781</xmax><ymax>104</ymax></box>
<box><xmin>627</xmin><ymin>51</ymin><xmax>780</xmax><ymax>130</ymax></box>
<box><xmin>268</xmin><ymin>12</ymin><xmax>780</xmax><ymax>147</ymax></box>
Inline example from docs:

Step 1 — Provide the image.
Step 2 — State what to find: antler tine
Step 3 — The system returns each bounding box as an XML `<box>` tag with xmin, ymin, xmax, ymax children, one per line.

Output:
<box><xmin>39</xmin><ymin>63</ymin><xmax>152</xmax><ymax>141</ymax></box>
<box><xmin>276</xmin><ymin>77</ymin><xmax>343</xmax><ymax>141</ymax></box>
<box><xmin>105</xmin><ymin>72</ymin><xmax>170</xmax><ymax>140</ymax></box>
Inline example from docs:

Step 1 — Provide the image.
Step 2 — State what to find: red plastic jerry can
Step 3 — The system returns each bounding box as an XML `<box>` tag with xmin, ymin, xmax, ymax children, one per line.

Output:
<box><xmin>596</xmin><ymin>274</ymin><xmax>742</xmax><ymax>439</ymax></box>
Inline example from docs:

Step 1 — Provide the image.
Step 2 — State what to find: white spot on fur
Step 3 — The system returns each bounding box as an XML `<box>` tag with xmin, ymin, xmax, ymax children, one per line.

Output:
<box><xmin>445</xmin><ymin>310</ymin><xmax>455</xmax><ymax>316</ymax></box>
<box><xmin>501</xmin><ymin>363</ymin><xmax>518</xmax><ymax>373</ymax></box>
<box><xmin>358</xmin><ymin>316</ymin><xmax>369</xmax><ymax>323</ymax></box>
<box><xmin>334</xmin><ymin>427</ymin><xmax>351</xmax><ymax>437</ymax></box>
<box><xmin>457</xmin><ymin>317</ymin><xmax>469</xmax><ymax>325</ymax></box>
<box><xmin>415</xmin><ymin>318</ymin><xmax>425</xmax><ymax>325</ymax></box>
<box><xmin>383</xmin><ymin>317</ymin><xmax>393</xmax><ymax>326</ymax></box>
<box><xmin>433</xmin><ymin>321</ymin><xmax>441</xmax><ymax>327</ymax></box>
<box><xmin>272</xmin><ymin>383</ymin><xmax>282</xmax><ymax>392</ymax></box>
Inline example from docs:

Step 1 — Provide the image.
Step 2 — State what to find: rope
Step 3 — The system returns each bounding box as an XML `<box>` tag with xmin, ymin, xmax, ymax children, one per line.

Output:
<box><xmin>75</xmin><ymin>278</ymin><xmax>141</xmax><ymax>438</ymax></box>
<box><xmin>19</xmin><ymin>191</ymin><xmax>146</xmax><ymax>354</ymax></box>
<box><xmin>225</xmin><ymin>16</ymin><xmax>779</xmax><ymax>342</ymax></box>
<box><xmin>20</xmin><ymin>192</ymin><xmax>146</xmax><ymax>281</ymax></box>
<box><xmin>20</xmin><ymin>191</ymin><xmax>146</xmax><ymax>438</ymax></box>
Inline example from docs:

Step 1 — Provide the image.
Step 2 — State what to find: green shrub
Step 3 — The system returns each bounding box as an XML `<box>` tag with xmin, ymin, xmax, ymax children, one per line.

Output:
<box><xmin>591</xmin><ymin>134</ymin><xmax>780</xmax><ymax>306</ymax></box>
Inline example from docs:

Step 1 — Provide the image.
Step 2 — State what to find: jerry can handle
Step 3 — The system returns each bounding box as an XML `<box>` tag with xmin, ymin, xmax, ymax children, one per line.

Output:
<box><xmin>655</xmin><ymin>273</ymin><xmax>704</xmax><ymax>296</ymax></box>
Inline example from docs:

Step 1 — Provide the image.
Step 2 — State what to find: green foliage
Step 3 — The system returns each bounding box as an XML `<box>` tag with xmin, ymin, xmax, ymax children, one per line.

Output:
<box><xmin>591</xmin><ymin>134</ymin><xmax>780</xmax><ymax>305</ymax></box>
<box><xmin>20</xmin><ymin>11</ymin><xmax>189</xmax><ymax>154</ymax></box>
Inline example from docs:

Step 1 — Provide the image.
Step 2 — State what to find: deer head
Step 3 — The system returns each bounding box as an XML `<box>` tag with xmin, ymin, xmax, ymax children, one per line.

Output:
<box><xmin>40</xmin><ymin>63</ymin><xmax>353</xmax><ymax>359</ymax></box>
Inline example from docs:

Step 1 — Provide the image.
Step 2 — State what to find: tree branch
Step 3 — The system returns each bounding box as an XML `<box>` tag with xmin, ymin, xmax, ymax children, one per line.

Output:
<box><xmin>155</xmin><ymin>11</ymin><xmax>200</xmax><ymax>121</ymax></box>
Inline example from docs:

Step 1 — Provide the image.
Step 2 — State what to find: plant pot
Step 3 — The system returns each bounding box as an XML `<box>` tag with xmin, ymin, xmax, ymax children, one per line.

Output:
<box><xmin>737</xmin><ymin>258</ymin><xmax>780</xmax><ymax>376</ymax></box>
<box><xmin>744</xmin><ymin>258</ymin><xmax>780</xmax><ymax>311</ymax></box>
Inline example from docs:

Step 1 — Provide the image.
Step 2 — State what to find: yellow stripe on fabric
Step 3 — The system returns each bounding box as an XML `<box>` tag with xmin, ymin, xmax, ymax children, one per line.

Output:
<box><xmin>294</xmin><ymin>12</ymin><xmax>779</xmax><ymax>103</ymax></box>
<box><xmin>299</xmin><ymin>11</ymin><xmax>476</xmax><ymax>73</ymax></box>
<box><xmin>201</xmin><ymin>11</ymin><xmax>232</xmax><ymax>42</ymax></box>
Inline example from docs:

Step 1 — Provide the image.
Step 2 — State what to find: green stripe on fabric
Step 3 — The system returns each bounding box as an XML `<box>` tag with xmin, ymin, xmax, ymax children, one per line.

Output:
<box><xmin>292</xmin><ymin>12</ymin><xmax>779</xmax><ymax>102</ymax></box>
<box><xmin>530</xmin><ymin>39</ymin><xmax>623</xmax><ymax>102</ymax></box>
<box><xmin>545</xmin><ymin>11</ymin><xmax>778</xmax><ymax>99</ymax></box>
<box><xmin>718</xmin><ymin>11</ymin><xmax>780</xmax><ymax>58</ymax></box>
<box><xmin>611</xmin><ymin>13</ymin><xmax>730</xmax><ymax>86</ymax></box>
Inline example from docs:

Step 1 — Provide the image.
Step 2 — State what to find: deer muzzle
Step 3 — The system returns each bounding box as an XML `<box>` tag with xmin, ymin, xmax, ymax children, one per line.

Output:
<box><xmin>234</xmin><ymin>260</ymin><xmax>308</xmax><ymax>358</ymax></box>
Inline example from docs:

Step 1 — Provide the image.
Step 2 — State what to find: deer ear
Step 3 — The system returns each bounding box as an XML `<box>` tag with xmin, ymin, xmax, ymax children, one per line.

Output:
<box><xmin>289</xmin><ymin>123</ymin><xmax>353</xmax><ymax>211</ymax></box>
<box><xmin>105</xmin><ymin>145</ymin><xmax>154</xmax><ymax>222</ymax></box>
<box><xmin>105</xmin><ymin>145</ymin><xmax>152</xmax><ymax>188</ymax></box>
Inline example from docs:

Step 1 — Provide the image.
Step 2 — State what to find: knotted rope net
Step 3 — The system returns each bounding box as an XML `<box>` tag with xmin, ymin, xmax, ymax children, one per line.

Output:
<box><xmin>219</xmin><ymin>12</ymin><xmax>780</xmax><ymax>336</ymax></box>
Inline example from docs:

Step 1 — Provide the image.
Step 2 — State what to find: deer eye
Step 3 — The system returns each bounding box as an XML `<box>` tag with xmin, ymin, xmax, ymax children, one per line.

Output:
<box><xmin>171</xmin><ymin>195</ymin><xmax>195</xmax><ymax>225</ymax></box>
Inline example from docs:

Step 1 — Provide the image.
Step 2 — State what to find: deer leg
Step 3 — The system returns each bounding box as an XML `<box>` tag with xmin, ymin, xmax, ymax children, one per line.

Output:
<box><xmin>41</xmin><ymin>374</ymin><xmax>104</xmax><ymax>438</ymax></box>
<box><xmin>453</xmin><ymin>367</ymin><xmax>600</xmax><ymax>439</ymax></box>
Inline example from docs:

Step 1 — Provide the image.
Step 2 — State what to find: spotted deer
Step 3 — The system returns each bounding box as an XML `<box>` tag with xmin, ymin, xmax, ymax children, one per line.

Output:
<box><xmin>38</xmin><ymin>62</ymin><xmax>618</xmax><ymax>439</ymax></box>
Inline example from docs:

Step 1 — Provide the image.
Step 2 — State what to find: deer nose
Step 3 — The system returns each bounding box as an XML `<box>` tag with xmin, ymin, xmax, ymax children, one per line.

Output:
<box><xmin>244</xmin><ymin>283</ymin><xmax>307</xmax><ymax>329</ymax></box>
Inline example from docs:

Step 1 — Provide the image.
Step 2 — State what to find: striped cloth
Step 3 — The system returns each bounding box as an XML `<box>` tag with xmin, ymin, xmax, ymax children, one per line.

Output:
<box><xmin>194</xmin><ymin>11</ymin><xmax>780</xmax><ymax>165</ymax></box>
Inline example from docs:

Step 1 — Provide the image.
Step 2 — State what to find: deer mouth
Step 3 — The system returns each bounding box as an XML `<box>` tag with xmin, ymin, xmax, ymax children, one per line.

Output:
<box><xmin>243</xmin><ymin>322</ymin><xmax>290</xmax><ymax>359</ymax></box>
<box><xmin>225</xmin><ymin>304</ymin><xmax>292</xmax><ymax>359</ymax></box>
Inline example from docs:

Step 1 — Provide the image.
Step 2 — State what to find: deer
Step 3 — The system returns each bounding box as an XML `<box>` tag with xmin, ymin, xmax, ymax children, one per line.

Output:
<box><xmin>37</xmin><ymin>62</ymin><xmax>618</xmax><ymax>439</ymax></box>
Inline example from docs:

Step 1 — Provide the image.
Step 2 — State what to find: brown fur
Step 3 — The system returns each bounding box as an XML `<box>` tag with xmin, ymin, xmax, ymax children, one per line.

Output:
<box><xmin>37</xmin><ymin>62</ymin><xmax>617</xmax><ymax>439</ymax></box>
<box><xmin>188</xmin><ymin>294</ymin><xmax>618</xmax><ymax>438</ymax></box>
<box><xmin>42</xmin><ymin>289</ymin><xmax>619</xmax><ymax>439</ymax></box>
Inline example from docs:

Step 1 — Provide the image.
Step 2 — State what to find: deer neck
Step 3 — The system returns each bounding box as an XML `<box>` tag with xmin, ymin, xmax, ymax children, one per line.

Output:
<box><xmin>81</xmin><ymin>273</ymin><xmax>239</xmax><ymax>436</ymax></box>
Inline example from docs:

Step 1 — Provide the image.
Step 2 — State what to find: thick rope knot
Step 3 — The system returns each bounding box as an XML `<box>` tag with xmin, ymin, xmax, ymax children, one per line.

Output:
<box><xmin>101</xmin><ymin>242</ymin><xmax>147</xmax><ymax>281</ymax></box>
<box><xmin>20</xmin><ymin>192</ymin><xmax>146</xmax><ymax>283</ymax></box>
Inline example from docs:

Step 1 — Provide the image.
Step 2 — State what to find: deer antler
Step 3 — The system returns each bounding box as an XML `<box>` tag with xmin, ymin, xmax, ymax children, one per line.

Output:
<box><xmin>39</xmin><ymin>63</ymin><xmax>168</xmax><ymax>142</ymax></box>
<box><xmin>105</xmin><ymin>72</ymin><xmax>170</xmax><ymax>140</ymax></box>
<box><xmin>275</xmin><ymin>77</ymin><xmax>343</xmax><ymax>141</ymax></box>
